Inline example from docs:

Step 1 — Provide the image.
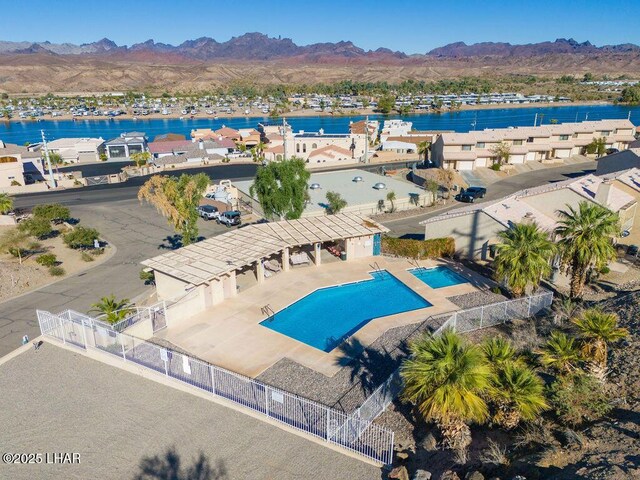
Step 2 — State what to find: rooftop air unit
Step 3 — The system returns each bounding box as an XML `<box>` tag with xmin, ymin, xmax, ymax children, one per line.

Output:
<box><xmin>373</xmin><ymin>182</ymin><xmax>386</xmax><ymax>190</ymax></box>
<box><xmin>310</xmin><ymin>183</ymin><xmax>321</xmax><ymax>190</ymax></box>
<box><xmin>353</xmin><ymin>176</ymin><xmax>363</xmax><ymax>183</ymax></box>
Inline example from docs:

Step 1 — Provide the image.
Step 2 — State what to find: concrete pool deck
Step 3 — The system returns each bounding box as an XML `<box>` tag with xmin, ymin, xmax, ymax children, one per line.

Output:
<box><xmin>156</xmin><ymin>256</ymin><xmax>495</xmax><ymax>377</ymax></box>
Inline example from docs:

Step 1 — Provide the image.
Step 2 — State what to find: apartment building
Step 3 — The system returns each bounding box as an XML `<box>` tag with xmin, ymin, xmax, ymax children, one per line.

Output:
<box><xmin>432</xmin><ymin>119</ymin><xmax>637</xmax><ymax>171</ymax></box>
<box><xmin>421</xmin><ymin>173</ymin><xmax>637</xmax><ymax>259</ymax></box>
<box><xmin>47</xmin><ymin>137</ymin><xmax>105</xmax><ymax>163</ymax></box>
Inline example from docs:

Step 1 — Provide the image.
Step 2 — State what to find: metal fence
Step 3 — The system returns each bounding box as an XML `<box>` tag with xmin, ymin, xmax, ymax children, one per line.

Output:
<box><xmin>91</xmin><ymin>301</ymin><xmax>167</xmax><ymax>333</ymax></box>
<box><xmin>36</xmin><ymin>309</ymin><xmax>394</xmax><ymax>466</ymax></box>
<box><xmin>351</xmin><ymin>289</ymin><xmax>554</xmax><ymax>431</ymax></box>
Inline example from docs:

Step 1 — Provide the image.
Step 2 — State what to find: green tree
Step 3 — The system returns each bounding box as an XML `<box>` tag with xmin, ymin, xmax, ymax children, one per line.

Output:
<box><xmin>425</xmin><ymin>179</ymin><xmax>439</xmax><ymax>206</ymax></box>
<box><xmin>249</xmin><ymin>157</ymin><xmax>310</xmax><ymax>220</ymax></box>
<box><xmin>491</xmin><ymin>141</ymin><xmax>511</xmax><ymax>166</ymax></box>
<box><xmin>620</xmin><ymin>85</ymin><xmax>640</xmax><ymax>104</ymax></box>
<box><xmin>138</xmin><ymin>173</ymin><xmax>210</xmax><ymax>245</ymax></box>
<box><xmin>493</xmin><ymin>222</ymin><xmax>555</xmax><ymax>296</ymax></box>
<box><xmin>63</xmin><ymin>226</ymin><xmax>100</xmax><ymax>249</ymax></box>
<box><xmin>571</xmin><ymin>308</ymin><xmax>628</xmax><ymax>382</ymax></box>
<box><xmin>325</xmin><ymin>191</ymin><xmax>347</xmax><ymax>215</ymax></box>
<box><xmin>489</xmin><ymin>362</ymin><xmax>548</xmax><ymax>430</ymax></box>
<box><xmin>585</xmin><ymin>137</ymin><xmax>606</xmax><ymax>157</ymax></box>
<box><xmin>18</xmin><ymin>216</ymin><xmax>53</xmax><ymax>239</ymax></box>
<box><xmin>538</xmin><ymin>331</ymin><xmax>581</xmax><ymax>374</ymax></box>
<box><xmin>401</xmin><ymin>330</ymin><xmax>491</xmax><ymax>452</ymax></box>
<box><xmin>386</xmin><ymin>191</ymin><xmax>397</xmax><ymax>213</ymax></box>
<box><xmin>131</xmin><ymin>151</ymin><xmax>151</xmax><ymax>167</ymax></box>
<box><xmin>0</xmin><ymin>193</ymin><xmax>13</xmax><ymax>214</ymax></box>
<box><xmin>417</xmin><ymin>141</ymin><xmax>430</xmax><ymax>162</ymax></box>
<box><xmin>0</xmin><ymin>228</ymin><xmax>30</xmax><ymax>264</ymax></box>
<box><xmin>555</xmin><ymin>202</ymin><xmax>620</xmax><ymax>298</ymax></box>
<box><xmin>90</xmin><ymin>295</ymin><xmax>134</xmax><ymax>324</ymax></box>
<box><xmin>32</xmin><ymin>203</ymin><xmax>71</xmax><ymax>223</ymax></box>
<box><xmin>377</xmin><ymin>95</ymin><xmax>395</xmax><ymax>114</ymax></box>
<box><xmin>482</xmin><ymin>337</ymin><xmax>519</xmax><ymax>369</ymax></box>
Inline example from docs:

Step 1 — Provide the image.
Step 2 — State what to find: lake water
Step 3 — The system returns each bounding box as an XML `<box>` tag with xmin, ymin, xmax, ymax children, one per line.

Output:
<box><xmin>1</xmin><ymin>104</ymin><xmax>638</xmax><ymax>144</ymax></box>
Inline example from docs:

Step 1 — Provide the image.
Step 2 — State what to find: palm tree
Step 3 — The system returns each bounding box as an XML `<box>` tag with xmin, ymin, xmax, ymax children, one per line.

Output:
<box><xmin>0</xmin><ymin>193</ymin><xmax>13</xmax><ymax>214</ymax></box>
<box><xmin>90</xmin><ymin>295</ymin><xmax>134</xmax><ymax>324</ymax></box>
<box><xmin>555</xmin><ymin>202</ymin><xmax>619</xmax><ymax>299</ymax></box>
<box><xmin>386</xmin><ymin>191</ymin><xmax>397</xmax><ymax>213</ymax></box>
<box><xmin>417</xmin><ymin>141</ymin><xmax>430</xmax><ymax>163</ymax></box>
<box><xmin>571</xmin><ymin>308</ymin><xmax>628</xmax><ymax>382</ymax></box>
<box><xmin>489</xmin><ymin>363</ymin><xmax>548</xmax><ymax>430</ymax></box>
<box><xmin>131</xmin><ymin>151</ymin><xmax>151</xmax><ymax>168</ymax></box>
<box><xmin>482</xmin><ymin>337</ymin><xmax>519</xmax><ymax>368</ymax></box>
<box><xmin>538</xmin><ymin>331</ymin><xmax>581</xmax><ymax>374</ymax></box>
<box><xmin>401</xmin><ymin>330</ymin><xmax>491</xmax><ymax>452</ymax></box>
<box><xmin>493</xmin><ymin>222</ymin><xmax>555</xmax><ymax>296</ymax></box>
<box><xmin>46</xmin><ymin>151</ymin><xmax>64</xmax><ymax>176</ymax></box>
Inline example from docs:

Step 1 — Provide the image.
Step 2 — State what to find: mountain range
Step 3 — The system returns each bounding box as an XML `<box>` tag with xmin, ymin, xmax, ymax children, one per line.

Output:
<box><xmin>1</xmin><ymin>34</ymin><xmax>638</xmax><ymax>61</ymax></box>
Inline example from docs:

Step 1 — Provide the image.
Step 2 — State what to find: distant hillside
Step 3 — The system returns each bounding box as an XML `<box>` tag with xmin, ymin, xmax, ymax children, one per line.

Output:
<box><xmin>0</xmin><ymin>34</ymin><xmax>639</xmax><ymax>94</ymax></box>
<box><xmin>0</xmin><ymin>34</ymin><xmax>637</xmax><ymax>61</ymax></box>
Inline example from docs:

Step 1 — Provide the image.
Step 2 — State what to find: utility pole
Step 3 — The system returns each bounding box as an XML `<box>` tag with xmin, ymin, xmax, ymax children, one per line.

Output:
<box><xmin>364</xmin><ymin>115</ymin><xmax>369</xmax><ymax>164</ymax></box>
<box><xmin>471</xmin><ymin>112</ymin><xmax>477</xmax><ymax>131</ymax></box>
<box><xmin>41</xmin><ymin>130</ymin><xmax>56</xmax><ymax>188</ymax></box>
<box><xmin>533</xmin><ymin>113</ymin><xmax>538</xmax><ymax>127</ymax></box>
<box><xmin>629</xmin><ymin>111</ymin><xmax>632</xmax><ymax>121</ymax></box>
<box><xmin>282</xmin><ymin>116</ymin><xmax>287</xmax><ymax>161</ymax></box>
<box><xmin>585</xmin><ymin>112</ymin><xmax>589</xmax><ymax>121</ymax></box>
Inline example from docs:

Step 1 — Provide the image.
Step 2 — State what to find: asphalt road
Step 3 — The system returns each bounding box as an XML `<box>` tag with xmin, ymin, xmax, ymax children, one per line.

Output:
<box><xmin>382</xmin><ymin>161</ymin><xmax>597</xmax><ymax>236</ymax></box>
<box><xmin>1</xmin><ymin>159</ymin><xmax>595</xmax><ymax>358</ymax></box>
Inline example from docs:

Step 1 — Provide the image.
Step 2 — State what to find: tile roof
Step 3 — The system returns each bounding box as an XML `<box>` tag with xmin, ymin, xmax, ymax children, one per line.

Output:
<box><xmin>141</xmin><ymin>213</ymin><xmax>388</xmax><ymax>285</ymax></box>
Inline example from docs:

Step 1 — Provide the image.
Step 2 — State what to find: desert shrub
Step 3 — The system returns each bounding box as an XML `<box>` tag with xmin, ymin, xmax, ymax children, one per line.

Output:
<box><xmin>32</xmin><ymin>203</ymin><xmax>71</xmax><ymax>223</ymax></box>
<box><xmin>381</xmin><ymin>236</ymin><xmax>455</xmax><ymax>259</ymax></box>
<box><xmin>490</xmin><ymin>163</ymin><xmax>501</xmax><ymax>171</ymax></box>
<box><xmin>140</xmin><ymin>269</ymin><xmax>155</xmax><ymax>285</ymax></box>
<box><xmin>549</xmin><ymin>373</ymin><xmax>612</xmax><ymax>427</ymax></box>
<box><xmin>63</xmin><ymin>226</ymin><xmax>100</xmax><ymax>249</ymax></box>
<box><xmin>36</xmin><ymin>253</ymin><xmax>58</xmax><ymax>267</ymax></box>
<box><xmin>10</xmin><ymin>180</ymin><xmax>21</xmax><ymax>186</ymax></box>
<box><xmin>48</xmin><ymin>265</ymin><xmax>65</xmax><ymax>276</ymax></box>
<box><xmin>81</xmin><ymin>251</ymin><xmax>94</xmax><ymax>262</ymax></box>
<box><xmin>599</xmin><ymin>266</ymin><xmax>611</xmax><ymax>275</ymax></box>
<box><xmin>90</xmin><ymin>247</ymin><xmax>105</xmax><ymax>256</ymax></box>
<box><xmin>27</xmin><ymin>241</ymin><xmax>42</xmax><ymax>250</ymax></box>
<box><xmin>18</xmin><ymin>216</ymin><xmax>53</xmax><ymax>239</ymax></box>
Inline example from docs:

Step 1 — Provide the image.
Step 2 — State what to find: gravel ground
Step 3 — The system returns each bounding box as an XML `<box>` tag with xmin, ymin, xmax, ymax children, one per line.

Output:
<box><xmin>257</xmin><ymin>315</ymin><xmax>448</xmax><ymax>412</ymax></box>
<box><xmin>446</xmin><ymin>290</ymin><xmax>506</xmax><ymax>309</ymax></box>
<box><xmin>0</xmin><ymin>344</ymin><xmax>381</xmax><ymax>480</ymax></box>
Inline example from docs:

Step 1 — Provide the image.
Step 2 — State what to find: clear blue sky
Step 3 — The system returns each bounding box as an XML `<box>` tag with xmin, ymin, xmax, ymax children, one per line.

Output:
<box><xmin>3</xmin><ymin>0</ymin><xmax>638</xmax><ymax>54</ymax></box>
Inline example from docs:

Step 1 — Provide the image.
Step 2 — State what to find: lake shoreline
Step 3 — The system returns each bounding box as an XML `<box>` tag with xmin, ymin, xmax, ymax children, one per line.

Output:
<box><xmin>2</xmin><ymin>100</ymin><xmax>611</xmax><ymax>124</ymax></box>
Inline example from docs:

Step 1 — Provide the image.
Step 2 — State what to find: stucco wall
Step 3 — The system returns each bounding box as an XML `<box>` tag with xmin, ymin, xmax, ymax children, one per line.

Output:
<box><xmin>424</xmin><ymin>210</ymin><xmax>504</xmax><ymax>259</ymax></box>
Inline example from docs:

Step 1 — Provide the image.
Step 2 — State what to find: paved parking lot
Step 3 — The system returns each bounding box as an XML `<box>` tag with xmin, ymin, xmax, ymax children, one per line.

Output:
<box><xmin>0</xmin><ymin>199</ymin><xmax>231</xmax><ymax>357</ymax></box>
<box><xmin>0</xmin><ymin>343</ymin><xmax>380</xmax><ymax>480</ymax></box>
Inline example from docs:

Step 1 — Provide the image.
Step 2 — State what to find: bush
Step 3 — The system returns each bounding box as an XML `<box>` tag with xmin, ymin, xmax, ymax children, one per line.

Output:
<box><xmin>36</xmin><ymin>253</ymin><xmax>58</xmax><ymax>267</ymax></box>
<box><xmin>381</xmin><ymin>236</ymin><xmax>455</xmax><ymax>259</ymax></box>
<box><xmin>10</xmin><ymin>180</ymin><xmax>21</xmax><ymax>186</ymax></box>
<box><xmin>90</xmin><ymin>247</ymin><xmax>105</xmax><ymax>256</ymax></box>
<box><xmin>81</xmin><ymin>251</ymin><xmax>94</xmax><ymax>262</ymax></box>
<box><xmin>48</xmin><ymin>265</ymin><xmax>65</xmax><ymax>276</ymax></box>
<box><xmin>549</xmin><ymin>373</ymin><xmax>612</xmax><ymax>426</ymax></box>
<box><xmin>490</xmin><ymin>163</ymin><xmax>501</xmax><ymax>171</ymax></box>
<box><xmin>599</xmin><ymin>266</ymin><xmax>611</xmax><ymax>275</ymax></box>
<box><xmin>140</xmin><ymin>269</ymin><xmax>155</xmax><ymax>285</ymax></box>
<box><xmin>18</xmin><ymin>216</ymin><xmax>53</xmax><ymax>239</ymax></box>
<box><xmin>32</xmin><ymin>203</ymin><xmax>71</xmax><ymax>223</ymax></box>
<box><xmin>63</xmin><ymin>226</ymin><xmax>100</xmax><ymax>250</ymax></box>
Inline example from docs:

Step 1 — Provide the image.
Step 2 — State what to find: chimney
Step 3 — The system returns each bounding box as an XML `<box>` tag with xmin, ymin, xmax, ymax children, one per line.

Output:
<box><xmin>198</xmin><ymin>139</ymin><xmax>204</xmax><ymax>150</ymax></box>
<box><xmin>594</xmin><ymin>179</ymin><xmax>613</xmax><ymax>207</ymax></box>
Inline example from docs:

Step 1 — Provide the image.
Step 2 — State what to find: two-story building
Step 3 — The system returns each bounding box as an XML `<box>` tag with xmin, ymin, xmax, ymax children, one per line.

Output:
<box><xmin>104</xmin><ymin>132</ymin><xmax>149</xmax><ymax>160</ymax></box>
<box><xmin>47</xmin><ymin>137</ymin><xmax>105</xmax><ymax>163</ymax></box>
<box><xmin>431</xmin><ymin>119</ymin><xmax>637</xmax><ymax>171</ymax></box>
<box><xmin>0</xmin><ymin>141</ymin><xmax>46</xmax><ymax>187</ymax></box>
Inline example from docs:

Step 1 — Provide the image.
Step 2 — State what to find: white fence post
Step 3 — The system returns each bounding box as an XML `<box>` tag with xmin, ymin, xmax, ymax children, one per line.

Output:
<box><xmin>480</xmin><ymin>305</ymin><xmax>484</xmax><ymax>328</ymax></box>
<box><xmin>265</xmin><ymin>386</ymin><xmax>270</xmax><ymax>418</ymax></box>
<box><xmin>121</xmin><ymin>334</ymin><xmax>126</xmax><ymax>361</ymax></box>
<box><xmin>58</xmin><ymin>316</ymin><xmax>66</xmax><ymax>344</ymax></box>
<box><xmin>210</xmin><ymin>365</ymin><xmax>216</xmax><ymax>395</ymax></box>
<box><xmin>80</xmin><ymin>319</ymin><xmax>88</xmax><ymax>348</ymax></box>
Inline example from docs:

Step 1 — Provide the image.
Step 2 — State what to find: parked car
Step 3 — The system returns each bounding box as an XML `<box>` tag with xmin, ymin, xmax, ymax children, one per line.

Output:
<box><xmin>197</xmin><ymin>205</ymin><xmax>219</xmax><ymax>221</ymax></box>
<box><xmin>217</xmin><ymin>210</ymin><xmax>241</xmax><ymax>227</ymax></box>
<box><xmin>462</xmin><ymin>186</ymin><xmax>487</xmax><ymax>199</ymax></box>
<box><xmin>605</xmin><ymin>148</ymin><xmax>619</xmax><ymax>155</ymax></box>
<box><xmin>455</xmin><ymin>192</ymin><xmax>476</xmax><ymax>203</ymax></box>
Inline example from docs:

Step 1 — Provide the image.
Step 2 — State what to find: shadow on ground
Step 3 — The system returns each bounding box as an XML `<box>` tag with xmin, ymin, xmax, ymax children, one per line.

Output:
<box><xmin>133</xmin><ymin>446</ymin><xmax>227</xmax><ymax>480</ymax></box>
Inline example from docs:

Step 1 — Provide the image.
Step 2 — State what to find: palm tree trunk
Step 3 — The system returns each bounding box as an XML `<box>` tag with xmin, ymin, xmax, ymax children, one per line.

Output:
<box><xmin>570</xmin><ymin>260</ymin><xmax>586</xmax><ymax>298</ymax></box>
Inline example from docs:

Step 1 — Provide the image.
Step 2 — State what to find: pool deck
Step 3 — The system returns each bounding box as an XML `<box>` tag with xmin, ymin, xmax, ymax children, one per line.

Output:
<box><xmin>156</xmin><ymin>256</ymin><xmax>495</xmax><ymax>378</ymax></box>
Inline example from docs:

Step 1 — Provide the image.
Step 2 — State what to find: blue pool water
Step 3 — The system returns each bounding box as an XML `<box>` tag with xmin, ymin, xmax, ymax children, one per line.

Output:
<box><xmin>409</xmin><ymin>266</ymin><xmax>469</xmax><ymax>289</ymax></box>
<box><xmin>260</xmin><ymin>270</ymin><xmax>431</xmax><ymax>352</ymax></box>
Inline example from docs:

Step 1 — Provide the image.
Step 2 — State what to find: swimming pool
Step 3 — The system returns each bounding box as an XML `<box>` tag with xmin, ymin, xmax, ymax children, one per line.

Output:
<box><xmin>260</xmin><ymin>270</ymin><xmax>432</xmax><ymax>352</ymax></box>
<box><xmin>409</xmin><ymin>266</ymin><xmax>469</xmax><ymax>289</ymax></box>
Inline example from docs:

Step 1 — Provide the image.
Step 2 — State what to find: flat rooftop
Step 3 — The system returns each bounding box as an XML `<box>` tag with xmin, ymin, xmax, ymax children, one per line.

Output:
<box><xmin>0</xmin><ymin>344</ymin><xmax>380</xmax><ymax>480</ymax></box>
<box><xmin>234</xmin><ymin>169</ymin><xmax>424</xmax><ymax>214</ymax></box>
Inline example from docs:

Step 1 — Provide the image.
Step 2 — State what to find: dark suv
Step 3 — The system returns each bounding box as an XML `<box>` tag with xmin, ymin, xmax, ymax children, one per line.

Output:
<box><xmin>217</xmin><ymin>210</ymin><xmax>241</xmax><ymax>227</ymax></box>
<box><xmin>455</xmin><ymin>186</ymin><xmax>486</xmax><ymax>203</ymax></box>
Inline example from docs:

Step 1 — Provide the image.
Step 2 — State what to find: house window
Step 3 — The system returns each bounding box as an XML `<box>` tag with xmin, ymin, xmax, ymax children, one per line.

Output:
<box><xmin>527</xmin><ymin>137</ymin><xmax>534</xmax><ymax>143</ymax></box>
<box><xmin>601</xmin><ymin>131</ymin><xmax>611</xmax><ymax>136</ymax></box>
<box><xmin>311</xmin><ymin>143</ymin><xmax>317</xmax><ymax>149</ymax></box>
<box><xmin>461</xmin><ymin>145</ymin><xmax>472</xmax><ymax>151</ymax></box>
<box><xmin>559</xmin><ymin>135</ymin><xmax>569</xmax><ymax>141</ymax></box>
<box><xmin>296</xmin><ymin>144</ymin><xmax>300</xmax><ymax>153</ymax></box>
<box><xmin>476</xmin><ymin>142</ymin><xmax>485</xmax><ymax>148</ymax></box>
<box><xmin>513</xmin><ymin>139</ymin><xmax>523</xmax><ymax>146</ymax></box>
<box><xmin>303</xmin><ymin>144</ymin><xmax>306</xmax><ymax>153</ymax></box>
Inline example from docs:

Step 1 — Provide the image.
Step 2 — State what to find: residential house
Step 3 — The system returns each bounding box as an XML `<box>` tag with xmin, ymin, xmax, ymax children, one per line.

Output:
<box><xmin>105</xmin><ymin>132</ymin><xmax>148</xmax><ymax>159</ymax></box>
<box><xmin>47</xmin><ymin>137</ymin><xmax>105</xmax><ymax>163</ymax></box>
<box><xmin>596</xmin><ymin>149</ymin><xmax>640</xmax><ymax>175</ymax></box>
<box><xmin>148</xmin><ymin>140</ymin><xmax>193</xmax><ymax>159</ymax></box>
<box><xmin>349</xmin><ymin>120</ymin><xmax>380</xmax><ymax>143</ymax></box>
<box><xmin>153</xmin><ymin>133</ymin><xmax>187</xmax><ymax>142</ymax></box>
<box><xmin>421</xmin><ymin>173</ymin><xmax>637</xmax><ymax>259</ymax></box>
<box><xmin>431</xmin><ymin>119</ymin><xmax>637</xmax><ymax>171</ymax></box>
<box><xmin>380</xmin><ymin>120</ymin><xmax>412</xmax><ymax>140</ymax></box>
<box><xmin>0</xmin><ymin>140</ymin><xmax>46</xmax><ymax>187</ymax></box>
